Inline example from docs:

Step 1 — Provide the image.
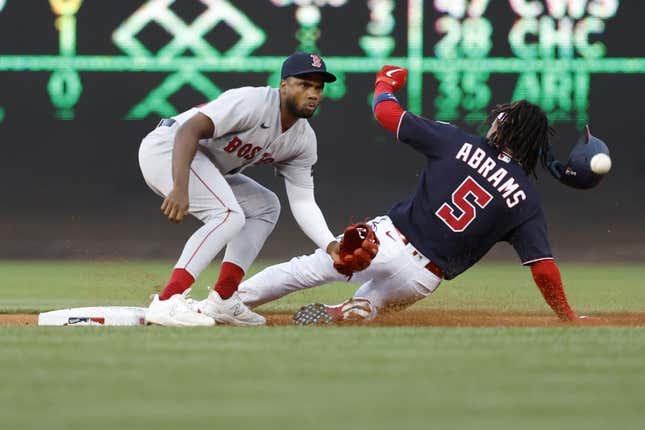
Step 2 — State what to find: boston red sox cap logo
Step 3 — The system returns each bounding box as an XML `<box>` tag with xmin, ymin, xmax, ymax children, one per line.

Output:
<box><xmin>281</xmin><ymin>52</ymin><xmax>337</xmax><ymax>82</ymax></box>
<box><xmin>310</xmin><ymin>54</ymin><xmax>322</xmax><ymax>68</ymax></box>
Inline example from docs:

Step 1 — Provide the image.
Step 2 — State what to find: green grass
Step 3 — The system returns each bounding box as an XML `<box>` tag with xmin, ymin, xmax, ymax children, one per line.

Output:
<box><xmin>1</xmin><ymin>260</ymin><xmax>645</xmax><ymax>429</ymax></box>
<box><xmin>1</xmin><ymin>327</ymin><xmax>644</xmax><ymax>430</ymax></box>
<box><xmin>1</xmin><ymin>260</ymin><xmax>644</xmax><ymax>314</ymax></box>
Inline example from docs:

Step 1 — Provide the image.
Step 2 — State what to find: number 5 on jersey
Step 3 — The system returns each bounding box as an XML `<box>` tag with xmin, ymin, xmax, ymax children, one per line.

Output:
<box><xmin>435</xmin><ymin>176</ymin><xmax>493</xmax><ymax>232</ymax></box>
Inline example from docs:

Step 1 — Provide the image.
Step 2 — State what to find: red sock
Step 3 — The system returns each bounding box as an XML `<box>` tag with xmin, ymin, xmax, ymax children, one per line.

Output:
<box><xmin>214</xmin><ymin>262</ymin><xmax>244</xmax><ymax>299</ymax></box>
<box><xmin>159</xmin><ymin>268</ymin><xmax>194</xmax><ymax>301</ymax></box>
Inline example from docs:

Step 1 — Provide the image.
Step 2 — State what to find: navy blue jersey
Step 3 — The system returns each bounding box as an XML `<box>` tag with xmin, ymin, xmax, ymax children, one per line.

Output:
<box><xmin>387</xmin><ymin>112</ymin><xmax>553</xmax><ymax>280</ymax></box>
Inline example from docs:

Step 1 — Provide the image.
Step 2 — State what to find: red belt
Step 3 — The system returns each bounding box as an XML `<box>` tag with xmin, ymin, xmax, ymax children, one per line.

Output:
<box><xmin>395</xmin><ymin>229</ymin><xmax>444</xmax><ymax>279</ymax></box>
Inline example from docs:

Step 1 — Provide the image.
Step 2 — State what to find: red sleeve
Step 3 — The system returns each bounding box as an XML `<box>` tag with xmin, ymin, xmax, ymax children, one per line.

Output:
<box><xmin>373</xmin><ymin>82</ymin><xmax>405</xmax><ymax>134</ymax></box>
<box><xmin>530</xmin><ymin>260</ymin><xmax>577</xmax><ymax>321</ymax></box>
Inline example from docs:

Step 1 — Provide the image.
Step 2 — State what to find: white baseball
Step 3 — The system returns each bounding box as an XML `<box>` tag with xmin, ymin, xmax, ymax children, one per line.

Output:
<box><xmin>590</xmin><ymin>153</ymin><xmax>612</xmax><ymax>175</ymax></box>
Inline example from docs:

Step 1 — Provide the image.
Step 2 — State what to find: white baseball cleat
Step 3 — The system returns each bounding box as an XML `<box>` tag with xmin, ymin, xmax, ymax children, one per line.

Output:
<box><xmin>293</xmin><ymin>297</ymin><xmax>376</xmax><ymax>326</ymax></box>
<box><xmin>145</xmin><ymin>289</ymin><xmax>216</xmax><ymax>327</ymax></box>
<box><xmin>197</xmin><ymin>289</ymin><xmax>266</xmax><ymax>326</ymax></box>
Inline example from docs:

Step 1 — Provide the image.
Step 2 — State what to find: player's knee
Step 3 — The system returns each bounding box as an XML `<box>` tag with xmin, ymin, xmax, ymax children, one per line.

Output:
<box><xmin>200</xmin><ymin>202</ymin><xmax>243</xmax><ymax>225</ymax></box>
<box><xmin>413</xmin><ymin>280</ymin><xmax>438</xmax><ymax>298</ymax></box>
<box><xmin>267</xmin><ymin>191</ymin><xmax>281</xmax><ymax>225</ymax></box>
<box><xmin>257</xmin><ymin>189</ymin><xmax>281</xmax><ymax>225</ymax></box>
<box><xmin>227</xmin><ymin>209</ymin><xmax>246</xmax><ymax>234</ymax></box>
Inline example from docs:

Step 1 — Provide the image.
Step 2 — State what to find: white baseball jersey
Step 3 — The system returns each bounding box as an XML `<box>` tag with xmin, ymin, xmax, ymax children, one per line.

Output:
<box><xmin>172</xmin><ymin>86</ymin><xmax>317</xmax><ymax>188</ymax></box>
<box><xmin>139</xmin><ymin>85</ymin><xmax>335</xmax><ymax>278</ymax></box>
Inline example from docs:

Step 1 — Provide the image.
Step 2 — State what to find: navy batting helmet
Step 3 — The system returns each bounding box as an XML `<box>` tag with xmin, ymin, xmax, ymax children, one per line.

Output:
<box><xmin>546</xmin><ymin>126</ymin><xmax>611</xmax><ymax>190</ymax></box>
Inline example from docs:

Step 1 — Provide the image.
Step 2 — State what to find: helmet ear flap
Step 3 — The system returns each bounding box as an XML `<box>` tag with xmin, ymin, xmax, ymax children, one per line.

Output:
<box><xmin>546</xmin><ymin>125</ymin><xmax>611</xmax><ymax>189</ymax></box>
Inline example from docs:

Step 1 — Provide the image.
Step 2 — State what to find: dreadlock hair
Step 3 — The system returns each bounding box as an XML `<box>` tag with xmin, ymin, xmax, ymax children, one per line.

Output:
<box><xmin>486</xmin><ymin>100</ymin><xmax>554</xmax><ymax>178</ymax></box>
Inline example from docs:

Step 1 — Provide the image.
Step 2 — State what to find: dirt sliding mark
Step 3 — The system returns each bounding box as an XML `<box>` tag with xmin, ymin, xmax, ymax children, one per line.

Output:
<box><xmin>2</xmin><ymin>311</ymin><xmax>645</xmax><ymax>327</ymax></box>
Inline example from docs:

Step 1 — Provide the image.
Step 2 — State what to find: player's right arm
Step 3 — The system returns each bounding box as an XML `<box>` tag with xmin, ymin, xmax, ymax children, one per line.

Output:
<box><xmin>162</xmin><ymin>87</ymin><xmax>264</xmax><ymax>223</ymax></box>
<box><xmin>372</xmin><ymin>65</ymin><xmax>407</xmax><ymax>134</ymax></box>
<box><xmin>162</xmin><ymin>112</ymin><xmax>214</xmax><ymax>223</ymax></box>
<box><xmin>371</xmin><ymin>65</ymin><xmax>463</xmax><ymax>158</ymax></box>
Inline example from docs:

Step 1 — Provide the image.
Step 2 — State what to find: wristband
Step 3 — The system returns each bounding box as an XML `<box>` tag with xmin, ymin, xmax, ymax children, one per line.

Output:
<box><xmin>371</xmin><ymin>92</ymin><xmax>399</xmax><ymax>113</ymax></box>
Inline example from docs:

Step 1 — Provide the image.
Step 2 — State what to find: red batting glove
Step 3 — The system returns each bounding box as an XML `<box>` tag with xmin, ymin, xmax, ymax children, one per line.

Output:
<box><xmin>375</xmin><ymin>65</ymin><xmax>408</xmax><ymax>92</ymax></box>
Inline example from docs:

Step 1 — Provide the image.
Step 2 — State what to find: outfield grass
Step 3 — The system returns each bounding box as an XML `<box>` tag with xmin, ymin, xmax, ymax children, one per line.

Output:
<box><xmin>1</xmin><ymin>327</ymin><xmax>644</xmax><ymax>430</ymax></box>
<box><xmin>1</xmin><ymin>261</ymin><xmax>644</xmax><ymax>429</ymax></box>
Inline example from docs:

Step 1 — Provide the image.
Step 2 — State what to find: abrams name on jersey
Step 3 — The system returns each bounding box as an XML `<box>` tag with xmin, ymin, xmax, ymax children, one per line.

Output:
<box><xmin>455</xmin><ymin>142</ymin><xmax>526</xmax><ymax>209</ymax></box>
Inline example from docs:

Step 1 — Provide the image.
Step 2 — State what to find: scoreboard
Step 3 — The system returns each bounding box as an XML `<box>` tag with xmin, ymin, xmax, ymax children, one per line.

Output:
<box><xmin>0</xmin><ymin>0</ymin><xmax>643</xmax><ymax>260</ymax></box>
<box><xmin>0</xmin><ymin>0</ymin><xmax>643</xmax><ymax>127</ymax></box>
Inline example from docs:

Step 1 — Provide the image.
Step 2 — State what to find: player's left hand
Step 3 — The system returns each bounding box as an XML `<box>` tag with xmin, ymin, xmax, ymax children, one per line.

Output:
<box><xmin>375</xmin><ymin>65</ymin><xmax>408</xmax><ymax>92</ymax></box>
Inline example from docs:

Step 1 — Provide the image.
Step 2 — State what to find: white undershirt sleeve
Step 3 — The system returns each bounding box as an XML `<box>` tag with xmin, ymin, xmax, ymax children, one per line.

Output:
<box><xmin>285</xmin><ymin>179</ymin><xmax>336</xmax><ymax>251</ymax></box>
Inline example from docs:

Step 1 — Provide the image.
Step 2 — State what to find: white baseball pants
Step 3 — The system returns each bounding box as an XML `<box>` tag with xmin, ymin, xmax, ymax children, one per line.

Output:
<box><xmin>138</xmin><ymin>124</ymin><xmax>280</xmax><ymax>278</ymax></box>
<box><xmin>238</xmin><ymin>216</ymin><xmax>442</xmax><ymax>314</ymax></box>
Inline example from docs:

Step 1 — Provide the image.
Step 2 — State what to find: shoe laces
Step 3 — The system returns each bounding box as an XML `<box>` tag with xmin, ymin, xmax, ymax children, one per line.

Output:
<box><xmin>228</xmin><ymin>292</ymin><xmax>250</xmax><ymax>309</ymax></box>
<box><xmin>169</xmin><ymin>289</ymin><xmax>199</xmax><ymax>314</ymax></box>
<box><xmin>181</xmin><ymin>288</ymin><xmax>205</xmax><ymax>311</ymax></box>
<box><xmin>180</xmin><ymin>288</ymin><xmax>193</xmax><ymax>300</ymax></box>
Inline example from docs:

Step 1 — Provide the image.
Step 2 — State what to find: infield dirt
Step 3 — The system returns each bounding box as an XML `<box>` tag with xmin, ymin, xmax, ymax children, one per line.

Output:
<box><xmin>2</xmin><ymin>310</ymin><xmax>645</xmax><ymax>327</ymax></box>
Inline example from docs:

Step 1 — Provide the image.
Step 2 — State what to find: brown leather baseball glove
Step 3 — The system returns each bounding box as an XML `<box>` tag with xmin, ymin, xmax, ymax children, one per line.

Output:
<box><xmin>333</xmin><ymin>223</ymin><xmax>380</xmax><ymax>277</ymax></box>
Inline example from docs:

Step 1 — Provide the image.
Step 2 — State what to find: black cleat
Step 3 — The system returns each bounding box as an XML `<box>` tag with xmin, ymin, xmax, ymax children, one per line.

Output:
<box><xmin>293</xmin><ymin>303</ymin><xmax>334</xmax><ymax>326</ymax></box>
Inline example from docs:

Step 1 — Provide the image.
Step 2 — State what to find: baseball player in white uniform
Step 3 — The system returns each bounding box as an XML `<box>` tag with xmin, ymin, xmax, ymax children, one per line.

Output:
<box><xmin>139</xmin><ymin>52</ymin><xmax>340</xmax><ymax>327</ymax></box>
